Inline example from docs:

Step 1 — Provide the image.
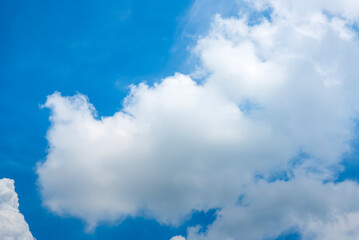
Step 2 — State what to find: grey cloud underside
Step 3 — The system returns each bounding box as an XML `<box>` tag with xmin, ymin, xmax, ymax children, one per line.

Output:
<box><xmin>37</xmin><ymin>0</ymin><xmax>359</xmax><ymax>239</ymax></box>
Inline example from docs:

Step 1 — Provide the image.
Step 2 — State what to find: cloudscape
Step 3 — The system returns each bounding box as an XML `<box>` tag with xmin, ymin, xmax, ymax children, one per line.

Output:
<box><xmin>2</xmin><ymin>0</ymin><xmax>359</xmax><ymax>239</ymax></box>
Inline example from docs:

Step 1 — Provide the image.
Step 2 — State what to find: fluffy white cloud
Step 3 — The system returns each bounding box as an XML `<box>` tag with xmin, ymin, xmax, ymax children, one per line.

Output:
<box><xmin>38</xmin><ymin>75</ymin><xmax>270</xmax><ymax>228</ymax></box>
<box><xmin>0</xmin><ymin>178</ymin><xmax>35</xmax><ymax>240</ymax></box>
<box><xmin>38</xmin><ymin>0</ymin><xmax>359</xmax><ymax>238</ymax></box>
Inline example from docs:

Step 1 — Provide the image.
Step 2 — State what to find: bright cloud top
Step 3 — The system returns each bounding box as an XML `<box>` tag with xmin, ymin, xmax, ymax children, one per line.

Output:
<box><xmin>0</xmin><ymin>178</ymin><xmax>35</xmax><ymax>240</ymax></box>
<box><xmin>170</xmin><ymin>236</ymin><xmax>186</xmax><ymax>240</ymax></box>
<box><xmin>38</xmin><ymin>0</ymin><xmax>359</xmax><ymax>239</ymax></box>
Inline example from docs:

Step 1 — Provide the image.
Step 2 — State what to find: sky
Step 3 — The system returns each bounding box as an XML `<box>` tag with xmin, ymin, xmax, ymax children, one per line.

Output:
<box><xmin>1</xmin><ymin>0</ymin><xmax>359</xmax><ymax>239</ymax></box>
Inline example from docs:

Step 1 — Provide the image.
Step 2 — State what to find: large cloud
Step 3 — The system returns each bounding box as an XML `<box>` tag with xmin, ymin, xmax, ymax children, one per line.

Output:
<box><xmin>0</xmin><ymin>178</ymin><xmax>35</xmax><ymax>240</ymax></box>
<box><xmin>37</xmin><ymin>0</ymin><xmax>359</xmax><ymax>238</ymax></box>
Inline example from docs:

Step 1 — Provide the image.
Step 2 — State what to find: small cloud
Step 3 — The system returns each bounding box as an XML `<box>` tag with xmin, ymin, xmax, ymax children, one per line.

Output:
<box><xmin>170</xmin><ymin>236</ymin><xmax>186</xmax><ymax>240</ymax></box>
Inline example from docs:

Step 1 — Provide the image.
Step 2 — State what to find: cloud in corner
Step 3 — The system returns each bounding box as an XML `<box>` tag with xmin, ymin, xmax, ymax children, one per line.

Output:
<box><xmin>0</xmin><ymin>178</ymin><xmax>35</xmax><ymax>240</ymax></box>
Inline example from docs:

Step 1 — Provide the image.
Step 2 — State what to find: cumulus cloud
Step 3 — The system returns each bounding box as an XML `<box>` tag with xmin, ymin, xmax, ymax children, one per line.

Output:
<box><xmin>0</xmin><ymin>178</ymin><xmax>35</xmax><ymax>240</ymax></box>
<box><xmin>38</xmin><ymin>75</ymin><xmax>265</xmax><ymax>228</ymax></box>
<box><xmin>38</xmin><ymin>0</ymin><xmax>359</xmax><ymax>238</ymax></box>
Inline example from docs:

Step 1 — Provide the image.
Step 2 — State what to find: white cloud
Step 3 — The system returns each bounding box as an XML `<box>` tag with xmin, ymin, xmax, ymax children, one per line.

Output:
<box><xmin>38</xmin><ymin>76</ymin><xmax>269</xmax><ymax>228</ymax></box>
<box><xmin>170</xmin><ymin>236</ymin><xmax>186</xmax><ymax>240</ymax></box>
<box><xmin>37</xmin><ymin>0</ymin><xmax>359</xmax><ymax>238</ymax></box>
<box><xmin>304</xmin><ymin>212</ymin><xmax>359</xmax><ymax>240</ymax></box>
<box><xmin>195</xmin><ymin>2</ymin><xmax>359</xmax><ymax>165</ymax></box>
<box><xmin>246</xmin><ymin>0</ymin><xmax>359</xmax><ymax>22</ymax></box>
<box><xmin>187</xmin><ymin>175</ymin><xmax>359</xmax><ymax>240</ymax></box>
<box><xmin>0</xmin><ymin>178</ymin><xmax>35</xmax><ymax>240</ymax></box>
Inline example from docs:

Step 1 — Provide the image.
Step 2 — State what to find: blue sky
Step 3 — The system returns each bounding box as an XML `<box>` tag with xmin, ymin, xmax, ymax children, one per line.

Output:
<box><xmin>2</xmin><ymin>1</ymin><xmax>359</xmax><ymax>240</ymax></box>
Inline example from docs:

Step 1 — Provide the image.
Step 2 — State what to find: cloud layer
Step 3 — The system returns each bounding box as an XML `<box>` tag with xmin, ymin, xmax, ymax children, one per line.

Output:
<box><xmin>37</xmin><ymin>0</ymin><xmax>359</xmax><ymax>239</ymax></box>
<box><xmin>0</xmin><ymin>178</ymin><xmax>34</xmax><ymax>240</ymax></box>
